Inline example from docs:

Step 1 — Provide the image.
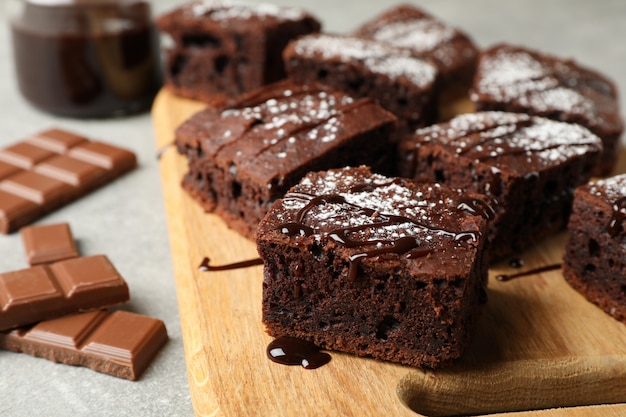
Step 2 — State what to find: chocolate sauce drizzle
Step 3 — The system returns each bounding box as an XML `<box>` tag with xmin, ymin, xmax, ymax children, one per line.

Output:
<box><xmin>454</xmin><ymin>119</ymin><xmax>532</xmax><ymax>157</ymax></box>
<box><xmin>198</xmin><ymin>256</ymin><xmax>263</xmax><ymax>272</ymax></box>
<box><xmin>156</xmin><ymin>141</ymin><xmax>175</xmax><ymax>160</ymax></box>
<box><xmin>496</xmin><ymin>263</ymin><xmax>561</xmax><ymax>282</ymax></box>
<box><xmin>277</xmin><ymin>182</ymin><xmax>488</xmax><ymax>281</ymax></box>
<box><xmin>451</xmin><ymin>117</ymin><xmax>597</xmax><ymax>162</ymax></box>
<box><xmin>607</xmin><ymin>196</ymin><xmax>626</xmax><ymax>237</ymax></box>
<box><xmin>266</xmin><ymin>336</ymin><xmax>331</xmax><ymax>370</ymax></box>
<box><xmin>456</xmin><ymin>196</ymin><xmax>496</xmax><ymax>220</ymax></box>
<box><xmin>249</xmin><ymin>99</ymin><xmax>370</xmax><ymax>159</ymax></box>
<box><xmin>218</xmin><ymin>86</ymin><xmax>369</xmax><ymax>159</ymax></box>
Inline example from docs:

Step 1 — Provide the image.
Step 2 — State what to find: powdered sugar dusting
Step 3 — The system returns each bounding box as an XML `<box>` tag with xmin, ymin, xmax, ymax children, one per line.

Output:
<box><xmin>368</xmin><ymin>19</ymin><xmax>455</xmax><ymax>53</ymax></box>
<box><xmin>222</xmin><ymin>89</ymin><xmax>356</xmax><ymax>159</ymax></box>
<box><xmin>589</xmin><ymin>174</ymin><xmax>626</xmax><ymax>204</ymax></box>
<box><xmin>190</xmin><ymin>0</ymin><xmax>306</xmax><ymax>21</ymax></box>
<box><xmin>293</xmin><ymin>34</ymin><xmax>437</xmax><ymax>88</ymax></box>
<box><xmin>278</xmin><ymin>168</ymin><xmax>480</xmax><ymax>247</ymax></box>
<box><xmin>473</xmin><ymin>47</ymin><xmax>596</xmax><ymax>121</ymax></box>
<box><xmin>518</xmin><ymin>87</ymin><xmax>593</xmax><ymax>116</ymax></box>
<box><xmin>476</xmin><ymin>49</ymin><xmax>547</xmax><ymax>89</ymax></box>
<box><xmin>417</xmin><ymin>112</ymin><xmax>602</xmax><ymax>170</ymax></box>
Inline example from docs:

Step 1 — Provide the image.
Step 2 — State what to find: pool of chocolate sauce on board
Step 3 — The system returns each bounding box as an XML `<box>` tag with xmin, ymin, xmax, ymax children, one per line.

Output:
<box><xmin>10</xmin><ymin>0</ymin><xmax>161</xmax><ymax>118</ymax></box>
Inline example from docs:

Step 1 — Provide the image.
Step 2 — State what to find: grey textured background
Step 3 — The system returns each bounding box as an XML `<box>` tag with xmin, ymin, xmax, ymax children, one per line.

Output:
<box><xmin>0</xmin><ymin>1</ymin><xmax>624</xmax><ymax>416</ymax></box>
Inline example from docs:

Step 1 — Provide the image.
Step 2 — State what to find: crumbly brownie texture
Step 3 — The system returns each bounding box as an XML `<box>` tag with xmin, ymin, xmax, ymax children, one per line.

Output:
<box><xmin>563</xmin><ymin>174</ymin><xmax>626</xmax><ymax>324</ymax></box>
<box><xmin>257</xmin><ymin>166</ymin><xmax>490</xmax><ymax>368</ymax></box>
<box><xmin>157</xmin><ymin>0</ymin><xmax>321</xmax><ymax>102</ymax></box>
<box><xmin>470</xmin><ymin>44</ymin><xmax>624</xmax><ymax>176</ymax></box>
<box><xmin>398</xmin><ymin>112</ymin><xmax>602</xmax><ymax>261</ymax></box>
<box><xmin>352</xmin><ymin>4</ymin><xmax>478</xmax><ymax>100</ymax></box>
<box><xmin>175</xmin><ymin>81</ymin><xmax>397</xmax><ymax>239</ymax></box>
<box><xmin>283</xmin><ymin>33</ymin><xmax>439</xmax><ymax>128</ymax></box>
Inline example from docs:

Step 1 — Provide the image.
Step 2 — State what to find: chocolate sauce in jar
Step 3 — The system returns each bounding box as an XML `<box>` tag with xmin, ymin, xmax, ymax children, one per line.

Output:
<box><xmin>10</xmin><ymin>0</ymin><xmax>161</xmax><ymax>118</ymax></box>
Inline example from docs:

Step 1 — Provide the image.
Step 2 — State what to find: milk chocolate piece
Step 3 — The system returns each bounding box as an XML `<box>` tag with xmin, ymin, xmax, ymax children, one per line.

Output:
<box><xmin>0</xmin><ymin>310</ymin><xmax>168</xmax><ymax>380</ymax></box>
<box><xmin>0</xmin><ymin>128</ymin><xmax>137</xmax><ymax>234</ymax></box>
<box><xmin>0</xmin><ymin>255</ymin><xmax>130</xmax><ymax>331</ymax></box>
<box><xmin>21</xmin><ymin>223</ymin><xmax>79</xmax><ymax>265</ymax></box>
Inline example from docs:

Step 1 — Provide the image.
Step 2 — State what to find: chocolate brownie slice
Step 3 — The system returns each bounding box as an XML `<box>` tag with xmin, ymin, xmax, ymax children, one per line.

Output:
<box><xmin>471</xmin><ymin>44</ymin><xmax>624</xmax><ymax>176</ymax></box>
<box><xmin>257</xmin><ymin>166</ymin><xmax>490</xmax><ymax>368</ymax></box>
<box><xmin>283</xmin><ymin>33</ymin><xmax>439</xmax><ymax>128</ymax></box>
<box><xmin>353</xmin><ymin>4</ymin><xmax>478</xmax><ymax>101</ymax></box>
<box><xmin>563</xmin><ymin>174</ymin><xmax>626</xmax><ymax>324</ymax></box>
<box><xmin>175</xmin><ymin>81</ymin><xmax>397</xmax><ymax>239</ymax></box>
<box><xmin>157</xmin><ymin>0</ymin><xmax>321</xmax><ymax>103</ymax></box>
<box><xmin>398</xmin><ymin>112</ymin><xmax>602</xmax><ymax>261</ymax></box>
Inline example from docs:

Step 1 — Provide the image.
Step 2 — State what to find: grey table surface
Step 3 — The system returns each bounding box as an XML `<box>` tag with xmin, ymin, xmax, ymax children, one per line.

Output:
<box><xmin>0</xmin><ymin>1</ymin><xmax>624</xmax><ymax>416</ymax></box>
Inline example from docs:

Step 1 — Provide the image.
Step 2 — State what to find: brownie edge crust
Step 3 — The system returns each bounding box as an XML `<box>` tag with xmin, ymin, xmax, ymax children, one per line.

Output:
<box><xmin>157</xmin><ymin>0</ymin><xmax>321</xmax><ymax>102</ymax></box>
<box><xmin>471</xmin><ymin>44</ymin><xmax>623</xmax><ymax>176</ymax></box>
<box><xmin>563</xmin><ymin>174</ymin><xmax>626</xmax><ymax>324</ymax></box>
<box><xmin>257</xmin><ymin>166</ymin><xmax>490</xmax><ymax>368</ymax></box>
<box><xmin>175</xmin><ymin>81</ymin><xmax>397</xmax><ymax>239</ymax></box>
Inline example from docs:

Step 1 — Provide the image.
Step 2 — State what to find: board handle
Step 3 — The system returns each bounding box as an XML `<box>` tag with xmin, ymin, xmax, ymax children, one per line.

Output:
<box><xmin>397</xmin><ymin>356</ymin><xmax>626</xmax><ymax>416</ymax></box>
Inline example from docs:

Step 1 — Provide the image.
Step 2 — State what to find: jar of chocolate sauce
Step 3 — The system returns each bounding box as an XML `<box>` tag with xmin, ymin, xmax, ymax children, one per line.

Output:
<box><xmin>9</xmin><ymin>0</ymin><xmax>161</xmax><ymax>118</ymax></box>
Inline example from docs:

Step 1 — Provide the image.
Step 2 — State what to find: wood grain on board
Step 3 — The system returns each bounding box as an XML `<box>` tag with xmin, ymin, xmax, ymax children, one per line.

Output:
<box><xmin>152</xmin><ymin>88</ymin><xmax>626</xmax><ymax>417</ymax></box>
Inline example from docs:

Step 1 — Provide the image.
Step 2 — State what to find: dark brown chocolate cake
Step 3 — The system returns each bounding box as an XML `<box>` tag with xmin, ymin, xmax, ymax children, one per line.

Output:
<box><xmin>283</xmin><ymin>33</ymin><xmax>439</xmax><ymax>128</ymax></box>
<box><xmin>398</xmin><ymin>111</ymin><xmax>602</xmax><ymax>261</ymax></box>
<box><xmin>157</xmin><ymin>0</ymin><xmax>321</xmax><ymax>102</ymax></box>
<box><xmin>353</xmin><ymin>4</ymin><xmax>478</xmax><ymax>101</ymax></box>
<box><xmin>257</xmin><ymin>166</ymin><xmax>490</xmax><ymax>368</ymax></box>
<box><xmin>564</xmin><ymin>174</ymin><xmax>626</xmax><ymax>324</ymax></box>
<box><xmin>175</xmin><ymin>81</ymin><xmax>397</xmax><ymax>238</ymax></box>
<box><xmin>471</xmin><ymin>44</ymin><xmax>624</xmax><ymax>176</ymax></box>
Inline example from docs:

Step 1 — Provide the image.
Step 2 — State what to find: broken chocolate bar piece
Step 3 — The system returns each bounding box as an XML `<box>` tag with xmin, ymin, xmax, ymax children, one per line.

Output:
<box><xmin>0</xmin><ymin>128</ymin><xmax>137</xmax><ymax>234</ymax></box>
<box><xmin>0</xmin><ymin>255</ymin><xmax>130</xmax><ymax>331</ymax></box>
<box><xmin>21</xmin><ymin>222</ymin><xmax>80</xmax><ymax>265</ymax></box>
<box><xmin>0</xmin><ymin>309</ymin><xmax>168</xmax><ymax>380</ymax></box>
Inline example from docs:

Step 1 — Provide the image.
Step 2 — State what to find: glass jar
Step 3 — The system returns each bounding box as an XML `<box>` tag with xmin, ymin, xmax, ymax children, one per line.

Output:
<box><xmin>9</xmin><ymin>0</ymin><xmax>162</xmax><ymax>118</ymax></box>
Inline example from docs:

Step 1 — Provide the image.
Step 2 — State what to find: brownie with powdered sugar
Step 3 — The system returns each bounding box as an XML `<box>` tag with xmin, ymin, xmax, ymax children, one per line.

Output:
<box><xmin>352</xmin><ymin>4</ymin><xmax>478</xmax><ymax>101</ymax></box>
<box><xmin>564</xmin><ymin>174</ymin><xmax>626</xmax><ymax>324</ymax></box>
<box><xmin>175</xmin><ymin>81</ymin><xmax>397</xmax><ymax>238</ymax></box>
<box><xmin>157</xmin><ymin>0</ymin><xmax>321</xmax><ymax>103</ymax></box>
<box><xmin>257</xmin><ymin>166</ymin><xmax>490</xmax><ymax>368</ymax></box>
<box><xmin>471</xmin><ymin>44</ymin><xmax>624</xmax><ymax>176</ymax></box>
<box><xmin>283</xmin><ymin>33</ymin><xmax>439</xmax><ymax>128</ymax></box>
<box><xmin>398</xmin><ymin>111</ymin><xmax>603</xmax><ymax>260</ymax></box>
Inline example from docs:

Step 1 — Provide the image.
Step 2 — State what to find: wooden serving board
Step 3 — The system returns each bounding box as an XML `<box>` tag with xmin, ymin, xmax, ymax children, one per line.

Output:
<box><xmin>152</xmin><ymin>89</ymin><xmax>626</xmax><ymax>417</ymax></box>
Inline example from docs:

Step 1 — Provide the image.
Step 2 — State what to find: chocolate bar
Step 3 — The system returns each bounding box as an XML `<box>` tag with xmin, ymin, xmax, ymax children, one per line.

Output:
<box><xmin>0</xmin><ymin>309</ymin><xmax>168</xmax><ymax>380</ymax></box>
<box><xmin>0</xmin><ymin>128</ymin><xmax>137</xmax><ymax>234</ymax></box>
<box><xmin>21</xmin><ymin>222</ymin><xmax>79</xmax><ymax>265</ymax></box>
<box><xmin>0</xmin><ymin>255</ymin><xmax>130</xmax><ymax>331</ymax></box>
